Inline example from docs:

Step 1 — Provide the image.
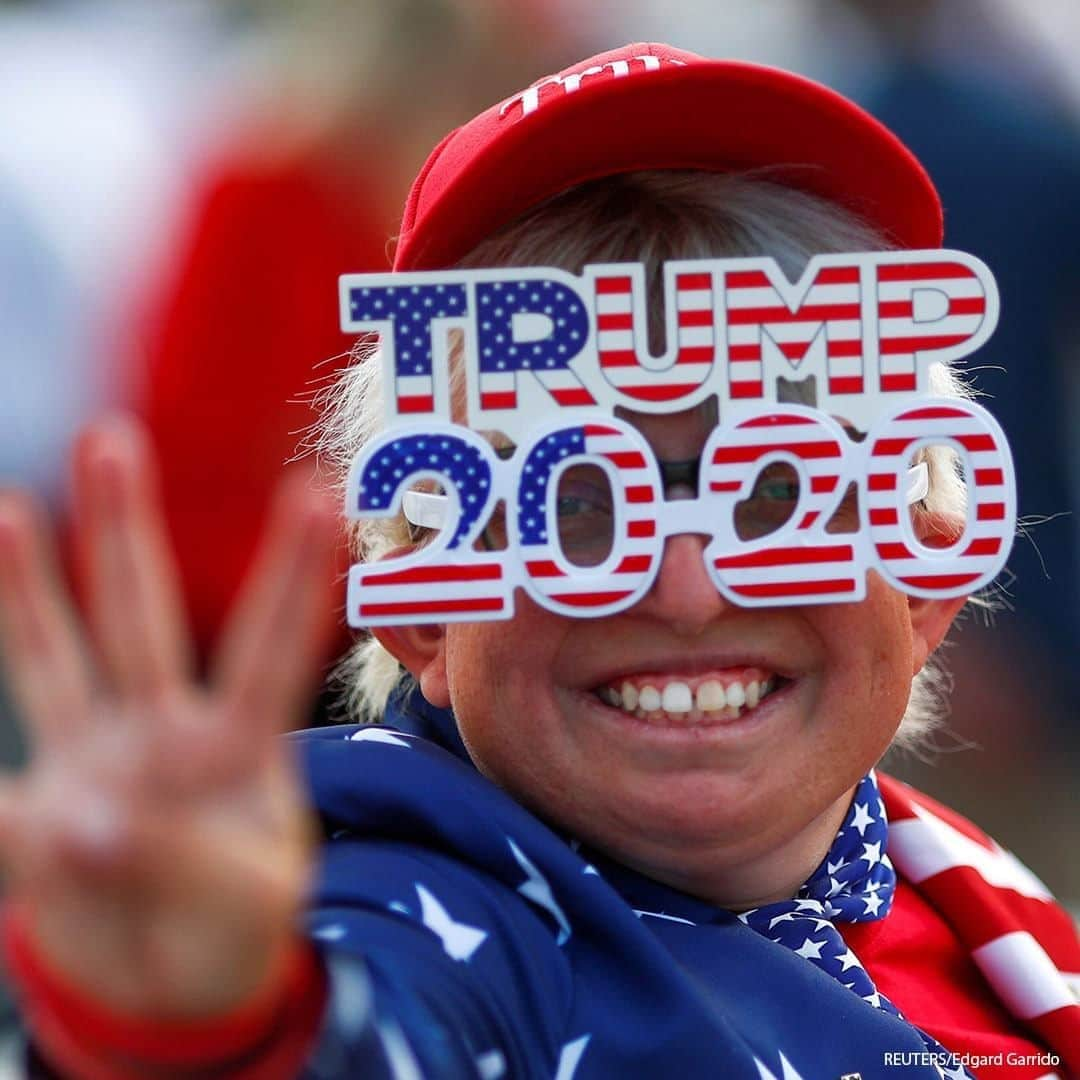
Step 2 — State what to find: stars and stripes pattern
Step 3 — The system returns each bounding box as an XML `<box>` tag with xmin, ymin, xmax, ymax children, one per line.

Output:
<box><xmin>594</xmin><ymin>270</ymin><xmax>715</xmax><ymax>402</ymax></box>
<box><xmin>294</xmin><ymin>707</ymin><xmax>1080</xmax><ymax>1079</ymax></box>
<box><xmin>876</xmin><ymin>261</ymin><xmax>989</xmax><ymax>393</ymax></box>
<box><xmin>706</xmin><ymin>407</ymin><xmax>861</xmax><ymax>604</ymax></box>
<box><xmin>866</xmin><ymin>399</ymin><xmax>1014</xmax><ymax>596</ymax></box>
<box><xmin>518</xmin><ymin>422</ymin><xmax>662</xmax><ymax>616</ymax></box>
<box><xmin>356</xmin><ymin>432</ymin><xmax>493</xmax><ymax>545</ymax></box>
<box><xmin>347</xmin><ymin>283</ymin><xmax>467</xmax><ymax>414</ymax></box>
<box><xmin>476</xmin><ymin>278</ymin><xmax>597</xmax><ymax>411</ymax></box>
<box><xmin>881</xmin><ymin>774</ymin><xmax>1080</xmax><ymax>1075</ymax></box>
<box><xmin>348</xmin><ymin>430</ymin><xmax>511</xmax><ymax>623</ymax></box>
<box><xmin>739</xmin><ymin>772</ymin><xmax>977</xmax><ymax>1080</ymax></box>
<box><xmin>725</xmin><ymin>264</ymin><xmax>863</xmax><ymax>401</ymax></box>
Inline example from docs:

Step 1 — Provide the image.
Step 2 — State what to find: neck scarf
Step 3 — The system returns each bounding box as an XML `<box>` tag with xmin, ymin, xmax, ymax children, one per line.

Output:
<box><xmin>739</xmin><ymin>772</ymin><xmax>975</xmax><ymax>1080</ymax></box>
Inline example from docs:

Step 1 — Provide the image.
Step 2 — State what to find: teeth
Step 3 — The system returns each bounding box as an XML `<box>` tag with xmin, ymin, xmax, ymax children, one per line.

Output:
<box><xmin>696</xmin><ymin>680</ymin><xmax>726</xmax><ymax>712</ymax></box>
<box><xmin>598</xmin><ymin>674</ymin><xmax>783</xmax><ymax>720</ymax></box>
<box><xmin>638</xmin><ymin>686</ymin><xmax>661</xmax><ymax>712</ymax></box>
<box><xmin>661</xmin><ymin>682</ymin><xmax>693</xmax><ymax>713</ymax></box>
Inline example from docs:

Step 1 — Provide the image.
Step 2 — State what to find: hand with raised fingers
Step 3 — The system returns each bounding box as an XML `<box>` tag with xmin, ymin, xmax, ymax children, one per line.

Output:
<box><xmin>0</xmin><ymin>416</ymin><xmax>341</xmax><ymax>1020</ymax></box>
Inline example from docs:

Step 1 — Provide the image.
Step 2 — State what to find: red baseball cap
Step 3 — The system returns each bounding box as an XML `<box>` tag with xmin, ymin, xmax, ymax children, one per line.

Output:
<box><xmin>393</xmin><ymin>42</ymin><xmax>942</xmax><ymax>272</ymax></box>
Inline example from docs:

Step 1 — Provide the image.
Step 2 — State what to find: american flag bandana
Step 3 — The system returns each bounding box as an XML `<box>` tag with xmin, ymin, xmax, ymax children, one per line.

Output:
<box><xmin>739</xmin><ymin>772</ymin><xmax>976</xmax><ymax>1080</ymax></box>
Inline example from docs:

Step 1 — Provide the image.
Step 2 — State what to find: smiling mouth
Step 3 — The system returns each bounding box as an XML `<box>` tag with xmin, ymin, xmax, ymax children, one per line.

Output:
<box><xmin>591</xmin><ymin>668</ymin><xmax>787</xmax><ymax>725</ymax></box>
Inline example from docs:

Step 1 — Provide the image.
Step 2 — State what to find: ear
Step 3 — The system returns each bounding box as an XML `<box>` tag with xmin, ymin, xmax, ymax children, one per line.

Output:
<box><xmin>367</xmin><ymin>544</ymin><xmax>451</xmax><ymax>707</ymax></box>
<box><xmin>906</xmin><ymin>508</ymin><xmax>968</xmax><ymax>676</ymax></box>
<box><xmin>907</xmin><ymin>592</ymin><xmax>967</xmax><ymax>676</ymax></box>
<box><xmin>372</xmin><ymin>622</ymin><xmax>451</xmax><ymax>708</ymax></box>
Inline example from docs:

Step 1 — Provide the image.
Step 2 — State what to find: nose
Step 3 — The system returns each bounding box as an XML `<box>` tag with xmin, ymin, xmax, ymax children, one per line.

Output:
<box><xmin>634</xmin><ymin>530</ymin><xmax>737</xmax><ymax>636</ymax></box>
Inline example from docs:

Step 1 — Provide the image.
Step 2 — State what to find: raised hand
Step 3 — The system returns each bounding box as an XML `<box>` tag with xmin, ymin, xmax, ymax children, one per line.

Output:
<box><xmin>0</xmin><ymin>417</ymin><xmax>341</xmax><ymax>1019</ymax></box>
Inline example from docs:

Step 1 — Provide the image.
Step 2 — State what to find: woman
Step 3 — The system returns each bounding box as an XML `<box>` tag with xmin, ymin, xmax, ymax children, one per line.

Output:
<box><xmin>0</xmin><ymin>43</ymin><xmax>1076</xmax><ymax>1080</ymax></box>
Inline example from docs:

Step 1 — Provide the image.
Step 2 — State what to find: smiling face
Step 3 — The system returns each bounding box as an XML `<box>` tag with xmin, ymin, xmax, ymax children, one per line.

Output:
<box><xmin>388</xmin><ymin>405</ymin><xmax>965</xmax><ymax>909</ymax></box>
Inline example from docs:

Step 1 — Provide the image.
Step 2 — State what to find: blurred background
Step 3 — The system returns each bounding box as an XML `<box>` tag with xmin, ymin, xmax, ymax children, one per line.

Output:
<box><xmin>0</xmin><ymin>0</ymin><xmax>1076</xmax><ymax>930</ymax></box>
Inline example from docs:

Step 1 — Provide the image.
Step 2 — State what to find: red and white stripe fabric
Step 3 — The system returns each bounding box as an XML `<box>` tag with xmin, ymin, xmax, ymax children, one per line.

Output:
<box><xmin>879</xmin><ymin>774</ymin><xmax>1080</xmax><ymax>1076</ymax></box>
<box><xmin>594</xmin><ymin>270</ymin><xmax>716</xmax><ymax>403</ymax></box>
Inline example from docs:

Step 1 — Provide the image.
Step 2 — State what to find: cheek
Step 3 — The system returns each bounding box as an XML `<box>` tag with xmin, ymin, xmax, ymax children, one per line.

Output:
<box><xmin>867</xmin><ymin>591</ymin><xmax>916</xmax><ymax>716</ymax></box>
<box><xmin>819</xmin><ymin>584</ymin><xmax>915</xmax><ymax>749</ymax></box>
<box><xmin>445</xmin><ymin>614</ymin><xmax>553</xmax><ymax>707</ymax></box>
<box><xmin>442</xmin><ymin>610</ymin><xmax>569</xmax><ymax>775</ymax></box>
<box><xmin>444</xmin><ymin>623</ymin><xmax>508</xmax><ymax>724</ymax></box>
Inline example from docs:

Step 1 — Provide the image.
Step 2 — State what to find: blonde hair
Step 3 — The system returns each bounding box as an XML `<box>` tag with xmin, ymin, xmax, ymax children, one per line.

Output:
<box><xmin>316</xmin><ymin>170</ymin><xmax>972</xmax><ymax>747</ymax></box>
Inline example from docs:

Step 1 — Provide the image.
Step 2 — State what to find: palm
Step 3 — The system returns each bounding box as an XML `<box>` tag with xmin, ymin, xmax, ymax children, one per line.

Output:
<box><xmin>0</xmin><ymin>418</ymin><xmax>340</xmax><ymax>1018</ymax></box>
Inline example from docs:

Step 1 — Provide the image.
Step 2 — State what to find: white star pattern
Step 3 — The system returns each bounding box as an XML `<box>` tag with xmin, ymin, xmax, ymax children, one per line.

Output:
<box><xmin>348</xmin><ymin>283</ymin><xmax>464</xmax><ymax>399</ymax></box>
<box><xmin>837</xmin><ymin>947</ymin><xmax>863</xmax><ymax>972</ymax></box>
<box><xmin>850</xmin><ymin>801</ymin><xmax>875</xmax><ymax>836</ymax></box>
<box><xmin>753</xmin><ymin>1052</ymin><xmax>808</xmax><ymax>1080</ymax></box>
<box><xmin>768</xmin><ymin>911</ymin><xmax>798</xmax><ymax>930</ymax></box>
<box><xmin>862</xmin><ymin>892</ymin><xmax>885</xmax><ymax>917</ymax></box>
<box><xmin>794</xmin><ymin>937</ymin><xmax>826</xmax><ymax>960</ymax></box>
<box><xmin>476</xmin><ymin>280</ymin><xmax>590</xmax><ymax>387</ymax></box>
<box><xmin>507</xmin><ymin>837</ymin><xmax>572</xmax><ymax>945</ymax></box>
<box><xmin>859</xmin><ymin>840</ymin><xmax>883</xmax><ymax>868</ymax></box>
<box><xmin>554</xmin><ymin>1035</ymin><xmax>591</xmax><ymax>1080</ymax></box>
<box><xmin>348</xmin><ymin>728</ymin><xmax>411</xmax><ymax>748</ymax></box>
<box><xmin>633</xmin><ymin>909</ymin><xmax>697</xmax><ymax>926</ymax></box>
<box><xmin>415</xmin><ymin>884</ymin><xmax>488</xmax><ymax>961</ymax></box>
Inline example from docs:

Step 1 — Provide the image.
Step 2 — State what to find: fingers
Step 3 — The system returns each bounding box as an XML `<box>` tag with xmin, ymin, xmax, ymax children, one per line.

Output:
<box><xmin>0</xmin><ymin>763</ymin><xmax>309</xmax><ymax>1019</ymax></box>
<box><xmin>0</xmin><ymin>493</ymin><xmax>94</xmax><ymax>748</ymax></box>
<box><xmin>0</xmin><ymin>776</ymin><xmax>311</xmax><ymax>1018</ymax></box>
<box><xmin>71</xmin><ymin>417</ymin><xmax>194</xmax><ymax>701</ymax></box>
<box><xmin>212</xmin><ymin>470</ymin><xmax>340</xmax><ymax>736</ymax></box>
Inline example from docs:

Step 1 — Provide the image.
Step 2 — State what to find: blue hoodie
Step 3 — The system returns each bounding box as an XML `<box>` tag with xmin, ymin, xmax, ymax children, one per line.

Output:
<box><xmin>291</xmin><ymin>684</ymin><xmax>943</xmax><ymax>1079</ymax></box>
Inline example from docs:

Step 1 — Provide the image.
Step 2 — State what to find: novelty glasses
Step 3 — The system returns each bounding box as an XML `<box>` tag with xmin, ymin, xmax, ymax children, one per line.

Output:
<box><xmin>402</xmin><ymin>456</ymin><xmax>930</xmax><ymax>569</ymax></box>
